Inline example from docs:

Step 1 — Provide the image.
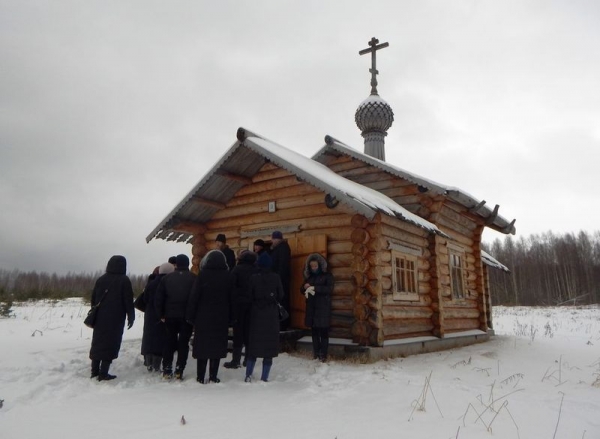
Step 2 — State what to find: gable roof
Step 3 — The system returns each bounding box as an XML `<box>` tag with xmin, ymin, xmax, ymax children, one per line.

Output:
<box><xmin>312</xmin><ymin>136</ymin><xmax>517</xmax><ymax>235</ymax></box>
<box><xmin>146</xmin><ymin>128</ymin><xmax>445</xmax><ymax>244</ymax></box>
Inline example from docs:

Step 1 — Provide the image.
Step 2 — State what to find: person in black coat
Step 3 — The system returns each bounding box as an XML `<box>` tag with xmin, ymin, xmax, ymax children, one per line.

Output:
<box><xmin>253</xmin><ymin>239</ymin><xmax>266</xmax><ymax>255</ymax></box>
<box><xmin>186</xmin><ymin>250</ymin><xmax>233</xmax><ymax>383</ymax></box>
<box><xmin>155</xmin><ymin>254</ymin><xmax>196</xmax><ymax>380</ymax></box>
<box><xmin>269</xmin><ymin>230</ymin><xmax>291</xmax><ymax>330</ymax></box>
<box><xmin>224</xmin><ymin>250</ymin><xmax>257</xmax><ymax>369</ymax></box>
<box><xmin>89</xmin><ymin>255</ymin><xmax>135</xmax><ymax>381</ymax></box>
<box><xmin>141</xmin><ymin>262</ymin><xmax>174</xmax><ymax>372</ymax></box>
<box><xmin>245</xmin><ymin>252</ymin><xmax>283</xmax><ymax>382</ymax></box>
<box><xmin>215</xmin><ymin>233</ymin><xmax>236</xmax><ymax>271</ymax></box>
<box><xmin>300</xmin><ymin>253</ymin><xmax>334</xmax><ymax>362</ymax></box>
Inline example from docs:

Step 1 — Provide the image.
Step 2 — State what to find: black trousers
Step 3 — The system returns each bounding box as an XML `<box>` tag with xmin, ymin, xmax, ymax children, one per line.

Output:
<box><xmin>197</xmin><ymin>358</ymin><xmax>221</xmax><ymax>381</ymax></box>
<box><xmin>162</xmin><ymin>319</ymin><xmax>193</xmax><ymax>372</ymax></box>
<box><xmin>91</xmin><ymin>359</ymin><xmax>112</xmax><ymax>375</ymax></box>
<box><xmin>279</xmin><ymin>285</ymin><xmax>290</xmax><ymax>331</ymax></box>
<box><xmin>311</xmin><ymin>327</ymin><xmax>330</xmax><ymax>359</ymax></box>
<box><xmin>231</xmin><ymin>303</ymin><xmax>251</xmax><ymax>362</ymax></box>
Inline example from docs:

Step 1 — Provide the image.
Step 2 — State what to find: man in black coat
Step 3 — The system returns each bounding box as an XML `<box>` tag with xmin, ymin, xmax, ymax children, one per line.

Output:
<box><xmin>253</xmin><ymin>239</ymin><xmax>266</xmax><ymax>255</ymax></box>
<box><xmin>269</xmin><ymin>231</ymin><xmax>291</xmax><ymax>330</ymax></box>
<box><xmin>215</xmin><ymin>233</ymin><xmax>236</xmax><ymax>270</ymax></box>
<box><xmin>224</xmin><ymin>250</ymin><xmax>257</xmax><ymax>369</ymax></box>
<box><xmin>155</xmin><ymin>254</ymin><xmax>196</xmax><ymax>379</ymax></box>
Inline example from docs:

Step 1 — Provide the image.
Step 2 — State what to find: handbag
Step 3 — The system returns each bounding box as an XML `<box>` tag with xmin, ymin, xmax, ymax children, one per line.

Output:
<box><xmin>84</xmin><ymin>287</ymin><xmax>110</xmax><ymax>329</ymax></box>
<box><xmin>277</xmin><ymin>302</ymin><xmax>289</xmax><ymax>322</ymax></box>
<box><xmin>84</xmin><ymin>306</ymin><xmax>99</xmax><ymax>328</ymax></box>
<box><xmin>133</xmin><ymin>291</ymin><xmax>146</xmax><ymax>312</ymax></box>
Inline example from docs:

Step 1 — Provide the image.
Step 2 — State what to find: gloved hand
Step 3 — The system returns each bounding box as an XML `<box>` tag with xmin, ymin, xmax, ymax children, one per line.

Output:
<box><xmin>127</xmin><ymin>319</ymin><xmax>134</xmax><ymax>329</ymax></box>
<box><xmin>304</xmin><ymin>286</ymin><xmax>315</xmax><ymax>298</ymax></box>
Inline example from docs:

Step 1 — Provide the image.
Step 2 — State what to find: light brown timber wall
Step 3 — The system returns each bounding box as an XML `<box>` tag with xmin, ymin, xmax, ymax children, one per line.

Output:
<box><xmin>430</xmin><ymin>202</ymin><xmax>488</xmax><ymax>334</ymax></box>
<box><xmin>189</xmin><ymin>162</ymin><xmax>357</xmax><ymax>339</ymax></box>
<box><xmin>323</xmin><ymin>154</ymin><xmax>489</xmax><ymax>338</ymax></box>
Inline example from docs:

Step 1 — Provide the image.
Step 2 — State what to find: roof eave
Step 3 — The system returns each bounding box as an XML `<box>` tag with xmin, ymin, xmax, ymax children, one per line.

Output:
<box><xmin>145</xmin><ymin>139</ymin><xmax>245</xmax><ymax>243</ymax></box>
<box><xmin>316</xmin><ymin>136</ymin><xmax>517</xmax><ymax>235</ymax></box>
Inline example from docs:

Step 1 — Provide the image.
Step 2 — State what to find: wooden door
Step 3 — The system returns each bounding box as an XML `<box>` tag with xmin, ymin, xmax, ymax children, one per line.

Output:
<box><xmin>288</xmin><ymin>234</ymin><xmax>327</xmax><ymax>329</ymax></box>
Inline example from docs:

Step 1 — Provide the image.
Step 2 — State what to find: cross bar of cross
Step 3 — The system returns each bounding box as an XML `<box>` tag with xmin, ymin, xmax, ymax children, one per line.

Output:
<box><xmin>359</xmin><ymin>37</ymin><xmax>389</xmax><ymax>95</ymax></box>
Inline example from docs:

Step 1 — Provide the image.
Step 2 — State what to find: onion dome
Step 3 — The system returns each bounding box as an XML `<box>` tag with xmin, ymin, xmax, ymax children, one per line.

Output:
<box><xmin>355</xmin><ymin>94</ymin><xmax>394</xmax><ymax>134</ymax></box>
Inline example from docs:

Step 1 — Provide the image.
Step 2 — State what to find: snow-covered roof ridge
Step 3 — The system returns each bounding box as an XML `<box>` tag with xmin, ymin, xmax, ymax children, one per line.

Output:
<box><xmin>238</xmin><ymin>130</ymin><xmax>444</xmax><ymax>235</ymax></box>
<box><xmin>147</xmin><ymin>128</ymin><xmax>447</xmax><ymax>244</ymax></box>
<box><xmin>315</xmin><ymin>136</ymin><xmax>517</xmax><ymax>235</ymax></box>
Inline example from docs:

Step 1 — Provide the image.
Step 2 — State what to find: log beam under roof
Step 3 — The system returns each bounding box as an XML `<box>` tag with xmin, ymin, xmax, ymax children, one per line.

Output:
<box><xmin>485</xmin><ymin>204</ymin><xmax>500</xmax><ymax>225</ymax></box>
<box><xmin>215</xmin><ymin>169</ymin><xmax>253</xmax><ymax>185</ymax></box>
<box><xmin>190</xmin><ymin>196</ymin><xmax>227</xmax><ymax>210</ymax></box>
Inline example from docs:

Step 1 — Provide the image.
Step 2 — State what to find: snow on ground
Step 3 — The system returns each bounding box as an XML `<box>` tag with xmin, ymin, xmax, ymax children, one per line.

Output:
<box><xmin>1</xmin><ymin>300</ymin><xmax>599</xmax><ymax>439</ymax></box>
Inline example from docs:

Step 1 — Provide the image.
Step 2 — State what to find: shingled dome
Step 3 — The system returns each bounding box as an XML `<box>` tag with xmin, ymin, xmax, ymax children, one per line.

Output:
<box><xmin>355</xmin><ymin>94</ymin><xmax>394</xmax><ymax>133</ymax></box>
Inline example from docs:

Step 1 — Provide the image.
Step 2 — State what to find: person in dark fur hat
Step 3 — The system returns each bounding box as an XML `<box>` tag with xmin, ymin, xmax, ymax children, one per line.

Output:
<box><xmin>155</xmin><ymin>254</ymin><xmax>196</xmax><ymax>380</ymax></box>
<box><xmin>301</xmin><ymin>253</ymin><xmax>334</xmax><ymax>362</ymax></box>
<box><xmin>215</xmin><ymin>233</ymin><xmax>236</xmax><ymax>271</ymax></box>
<box><xmin>269</xmin><ymin>231</ymin><xmax>291</xmax><ymax>330</ymax></box>
<box><xmin>253</xmin><ymin>239</ymin><xmax>266</xmax><ymax>255</ymax></box>
<box><xmin>224</xmin><ymin>250</ymin><xmax>258</xmax><ymax>369</ymax></box>
<box><xmin>88</xmin><ymin>255</ymin><xmax>135</xmax><ymax>381</ymax></box>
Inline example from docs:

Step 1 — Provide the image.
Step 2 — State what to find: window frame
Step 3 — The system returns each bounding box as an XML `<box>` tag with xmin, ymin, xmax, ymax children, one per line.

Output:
<box><xmin>448</xmin><ymin>245</ymin><xmax>467</xmax><ymax>300</ymax></box>
<box><xmin>391</xmin><ymin>249</ymin><xmax>420</xmax><ymax>302</ymax></box>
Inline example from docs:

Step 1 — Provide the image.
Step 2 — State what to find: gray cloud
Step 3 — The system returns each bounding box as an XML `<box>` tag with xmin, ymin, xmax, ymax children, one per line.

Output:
<box><xmin>1</xmin><ymin>0</ymin><xmax>599</xmax><ymax>275</ymax></box>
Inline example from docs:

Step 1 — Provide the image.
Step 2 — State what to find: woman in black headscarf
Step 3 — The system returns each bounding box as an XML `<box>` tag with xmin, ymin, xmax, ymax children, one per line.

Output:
<box><xmin>245</xmin><ymin>252</ymin><xmax>283</xmax><ymax>382</ymax></box>
<box><xmin>89</xmin><ymin>255</ymin><xmax>135</xmax><ymax>381</ymax></box>
<box><xmin>186</xmin><ymin>250</ymin><xmax>233</xmax><ymax>384</ymax></box>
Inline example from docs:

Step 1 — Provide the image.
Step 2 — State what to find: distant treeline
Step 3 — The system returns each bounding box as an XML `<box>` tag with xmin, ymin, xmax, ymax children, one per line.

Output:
<box><xmin>0</xmin><ymin>269</ymin><xmax>148</xmax><ymax>304</ymax></box>
<box><xmin>485</xmin><ymin>230</ymin><xmax>600</xmax><ymax>306</ymax></box>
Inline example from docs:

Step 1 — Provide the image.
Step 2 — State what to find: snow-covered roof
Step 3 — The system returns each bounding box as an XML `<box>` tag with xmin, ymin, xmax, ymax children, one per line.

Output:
<box><xmin>313</xmin><ymin>136</ymin><xmax>517</xmax><ymax>235</ymax></box>
<box><xmin>146</xmin><ymin>128</ymin><xmax>445</xmax><ymax>243</ymax></box>
<box><xmin>481</xmin><ymin>250</ymin><xmax>510</xmax><ymax>272</ymax></box>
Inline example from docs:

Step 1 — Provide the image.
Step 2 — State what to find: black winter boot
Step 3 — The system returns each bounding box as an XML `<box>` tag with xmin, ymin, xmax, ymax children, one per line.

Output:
<box><xmin>91</xmin><ymin>360</ymin><xmax>100</xmax><ymax>379</ymax></box>
<box><xmin>98</xmin><ymin>360</ymin><xmax>116</xmax><ymax>381</ymax></box>
<box><xmin>224</xmin><ymin>348</ymin><xmax>242</xmax><ymax>369</ymax></box>
<box><xmin>208</xmin><ymin>358</ymin><xmax>220</xmax><ymax>383</ymax></box>
<box><xmin>151</xmin><ymin>355</ymin><xmax>162</xmax><ymax>372</ymax></box>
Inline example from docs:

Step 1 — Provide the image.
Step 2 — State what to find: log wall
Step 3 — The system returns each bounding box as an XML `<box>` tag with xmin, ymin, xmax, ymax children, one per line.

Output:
<box><xmin>189</xmin><ymin>162</ymin><xmax>357</xmax><ymax>339</ymax></box>
<box><xmin>323</xmin><ymin>153</ymin><xmax>490</xmax><ymax>339</ymax></box>
<box><xmin>179</xmin><ymin>154</ymin><xmax>492</xmax><ymax>345</ymax></box>
<box><xmin>429</xmin><ymin>202</ymin><xmax>488</xmax><ymax>334</ymax></box>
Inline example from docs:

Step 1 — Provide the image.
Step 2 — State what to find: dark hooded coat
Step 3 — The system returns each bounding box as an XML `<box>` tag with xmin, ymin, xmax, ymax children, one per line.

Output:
<box><xmin>220</xmin><ymin>246</ymin><xmax>236</xmax><ymax>271</ymax></box>
<box><xmin>155</xmin><ymin>256</ymin><xmax>196</xmax><ymax>320</ymax></box>
<box><xmin>270</xmin><ymin>240</ymin><xmax>291</xmax><ymax>291</ymax></box>
<box><xmin>89</xmin><ymin>255</ymin><xmax>135</xmax><ymax>361</ymax></box>
<box><xmin>186</xmin><ymin>250</ymin><xmax>233</xmax><ymax>359</ymax></box>
<box><xmin>141</xmin><ymin>274</ymin><xmax>167</xmax><ymax>356</ymax></box>
<box><xmin>247</xmin><ymin>253</ymin><xmax>284</xmax><ymax>358</ymax></box>
<box><xmin>230</xmin><ymin>251</ymin><xmax>258</xmax><ymax>306</ymax></box>
<box><xmin>300</xmin><ymin>253</ymin><xmax>334</xmax><ymax>328</ymax></box>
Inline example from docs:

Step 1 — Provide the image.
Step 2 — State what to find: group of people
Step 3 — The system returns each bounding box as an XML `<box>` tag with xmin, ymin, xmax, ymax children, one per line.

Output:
<box><xmin>87</xmin><ymin>231</ymin><xmax>334</xmax><ymax>384</ymax></box>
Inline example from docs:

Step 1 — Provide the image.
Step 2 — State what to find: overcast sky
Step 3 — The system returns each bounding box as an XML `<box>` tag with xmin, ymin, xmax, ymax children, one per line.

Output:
<box><xmin>1</xmin><ymin>0</ymin><xmax>599</xmax><ymax>276</ymax></box>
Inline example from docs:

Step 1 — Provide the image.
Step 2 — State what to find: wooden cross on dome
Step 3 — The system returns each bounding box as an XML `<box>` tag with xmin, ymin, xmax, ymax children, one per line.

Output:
<box><xmin>359</xmin><ymin>37</ymin><xmax>389</xmax><ymax>95</ymax></box>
